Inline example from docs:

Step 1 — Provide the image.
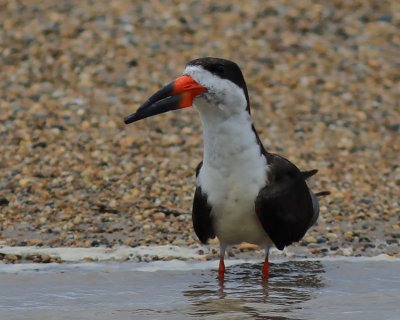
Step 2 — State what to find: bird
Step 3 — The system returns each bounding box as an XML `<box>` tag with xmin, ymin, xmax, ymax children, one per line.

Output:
<box><xmin>124</xmin><ymin>57</ymin><xmax>329</xmax><ymax>279</ymax></box>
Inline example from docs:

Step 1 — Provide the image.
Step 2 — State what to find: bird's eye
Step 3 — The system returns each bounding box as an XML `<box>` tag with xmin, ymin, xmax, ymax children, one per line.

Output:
<box><xmin>214</xmin><ymin>64</ymin><xmax>225</xmax><ymax>76</ymax></box>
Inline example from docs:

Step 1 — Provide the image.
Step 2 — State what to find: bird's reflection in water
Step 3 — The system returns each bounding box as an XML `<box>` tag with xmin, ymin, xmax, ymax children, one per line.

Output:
<box><xmin>184</xmin><ymin>260</ymin><xmax>325</xmax><ymax>319</ymax></box>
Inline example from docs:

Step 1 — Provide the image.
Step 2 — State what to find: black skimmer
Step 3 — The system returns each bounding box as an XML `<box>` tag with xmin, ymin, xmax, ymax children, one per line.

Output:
<box><xmin>125</xmin><ymin>57</ymin><xmax>328</xmax><ymax>279</ymax></box>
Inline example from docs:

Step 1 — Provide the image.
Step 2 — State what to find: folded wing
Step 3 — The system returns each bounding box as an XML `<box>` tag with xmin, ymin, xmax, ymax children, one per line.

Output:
<box><xmin>255</xmin><ymin>154</ymin><xmax>317</xmax><ymax>250</ymax></box>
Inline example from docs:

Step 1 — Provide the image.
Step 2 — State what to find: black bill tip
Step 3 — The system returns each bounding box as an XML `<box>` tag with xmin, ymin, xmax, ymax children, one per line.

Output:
<box><xmin>124</xmin><ymin>94</ymin><xmax>183</xmax><ymax>125</ymax></box>
<box><xmin>124</xmin><ymin>113</ymin><xmax>140</xmax><ymax>124</ymax></box>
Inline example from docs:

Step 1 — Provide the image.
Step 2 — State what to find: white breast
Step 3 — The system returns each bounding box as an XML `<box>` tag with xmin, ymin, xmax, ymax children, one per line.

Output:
<box><xmin>196</xmin><ymin>109</ymin><xmax>272</xmax><ymax>248</ymax></box>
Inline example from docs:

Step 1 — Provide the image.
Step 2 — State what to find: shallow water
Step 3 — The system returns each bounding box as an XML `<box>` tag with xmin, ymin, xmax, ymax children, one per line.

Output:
<box><xmin>0</xmin><ymin>258</ymin><xmax>399</xmax><ymax>320</ymax></box>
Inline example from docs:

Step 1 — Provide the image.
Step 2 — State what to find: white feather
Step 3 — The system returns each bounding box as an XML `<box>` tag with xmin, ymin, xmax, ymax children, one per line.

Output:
<box><xmin>184</xmin><ymin>65</ymin><xmax>273</xmax><ymax>249</ymax></box>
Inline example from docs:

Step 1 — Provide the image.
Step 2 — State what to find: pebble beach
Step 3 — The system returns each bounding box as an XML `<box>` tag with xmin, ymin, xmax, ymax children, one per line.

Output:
<box><xmin>0</xmin><ymin>0</ymin><xmax>399</xmax><ymax>263</ymax></box>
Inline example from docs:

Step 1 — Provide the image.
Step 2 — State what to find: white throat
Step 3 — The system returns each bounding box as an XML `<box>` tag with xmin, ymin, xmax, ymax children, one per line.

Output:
<box><xmin>198</xmin><ymin>108</ymin><xmax>264</xmax><ymax>175</ymax></box>
<box><xmin>196</xmin><ymin>103</ymin><xmax>268</xmax><ymax>191</ymax></box>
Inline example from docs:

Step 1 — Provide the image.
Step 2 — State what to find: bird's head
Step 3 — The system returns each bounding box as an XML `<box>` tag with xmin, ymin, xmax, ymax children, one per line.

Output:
<box><xmin>124</xmin><ymin>57</ymin><xmax>250</xmax><ymax>125</ymax></box>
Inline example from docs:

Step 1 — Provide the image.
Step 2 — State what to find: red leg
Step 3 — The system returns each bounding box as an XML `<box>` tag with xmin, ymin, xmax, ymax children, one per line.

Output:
<box><xmin>262</xmin><ymin>255</ymin><xmax>269</xmax><ymax>279</ymax></box>
<box><xmin>218</xmin><ymin>256</ymin><xmax>225</xmax><ymax>278</ymax></box>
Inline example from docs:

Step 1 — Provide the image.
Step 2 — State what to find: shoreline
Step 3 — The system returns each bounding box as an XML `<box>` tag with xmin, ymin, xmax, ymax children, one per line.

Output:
<box><xmin>0</xmin><ymin>242</ymin><xmax>399</xmax><ymax>265</ymax></box>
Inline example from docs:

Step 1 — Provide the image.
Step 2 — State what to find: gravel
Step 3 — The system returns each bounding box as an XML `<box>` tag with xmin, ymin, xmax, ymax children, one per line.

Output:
<box><xmin>0</xmin><ymin>0</ymin><xmax>399</xmax><ymax>261</ymax></box>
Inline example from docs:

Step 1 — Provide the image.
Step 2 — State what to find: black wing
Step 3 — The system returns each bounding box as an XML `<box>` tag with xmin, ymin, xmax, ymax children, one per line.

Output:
<box><xmin>255</xmin><ymin>154</ymin><xmax>315</xmax><ymax>250</ymax></box>
<box><xmin>192</xmin><ymin>162</ymin><xmax>215</xmax><ymax>244</ymax></box>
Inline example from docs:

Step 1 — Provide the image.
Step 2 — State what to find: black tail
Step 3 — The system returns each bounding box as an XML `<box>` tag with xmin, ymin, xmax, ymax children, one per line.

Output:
<box><xmin>301</xmin><ymin>169</ymin><xmax>318</xmax><ymax>180</ymax></box>
<box><xmin>316</xmin><ymin>191</ymin><xmax>330</xmax><ymax>197</ymax></box>
<box><xmin>302</xmin><ymin>170</ymin><xmax>330</xmax><ymax>197</ymax></box>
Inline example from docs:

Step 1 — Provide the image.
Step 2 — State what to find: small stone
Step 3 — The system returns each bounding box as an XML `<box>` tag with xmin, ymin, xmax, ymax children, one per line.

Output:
<box><xmin>153</xmin><ymin>212</ymin><xmax>166</xmax><ymax>221</ymax></box>
<box><xmin>323</xmin><ymin>82</ymin><xmax>336</xmax><ymax>90</ymax></box>
<box><xmin>73</xmin><ymin>215</ymin><xmax>83</xmax><ymax>224</ymax></box>
<box><xmin>239</xmin><ymin>243</ymin><xmax>259</xmax><ymax>251</ymax></box>
<box><xmin>60</xmin><ymin>214</ymin><xmax>72</xmax><ymax>221</ymax></box>
<box><xmin>317</xmin><ymin>236</ymin><xmax>327</xmax><ymax>244</ymax></box>
<box><xmin>6</xmin><ymin>255</ymin><xmax>20</xmax><ymax>263</ymax></box>
<box><xmin>28</xmin><ymin>239</ymin><xmax>43</xmax><ymax>246</ymax></box>
<box><xmin>142</xmin><ymin>224</ymin><xmax>151</xmax><ymax>231</ymax></box>
<box><xmin>208</xmin><ymin>238</ymin><xmax>219</xmax><ymax>245</ymax></box>
<box><xmin>368</xmin><ymin>60</ymin><xmax>380</xmax><ymax>68</ymax></box>
<box><xmin>41</xmin><ymin>255</ymin><xmax>52</xmax><ymax>263</ymax></box>
<box><xmin>343</xmin><ymin>248</ymin><xmax>352</xmax><ymax>256</ymax></box>
<box><xmin>124</xmin><ymin>238</ymin><xmax>137</xmax><ymax>247</ymax></box>
<box><xmin>344</xmin><ymin>231</ymin><xmax>354</xmax><ymax>241</ymax></box>
<box><xmin>304</xmin><ymin>236</ymin><xmax>317</xmax><ymax>244</ymax></box>
<box><xmin>161</xmin><ymin>134</ymin><xmax>181</xmax><ymax>146</ymax></box>
<box><xmin>19</xmin><ymin>178</ymin><xmax>33</xmax><ymax>188</ymax></box>
<box><xmin>326</xmin><ymin>233</ymin><xmax>337</xmax><ymax>239</ymax></box>
<box><xmin>39</xmin><ymin>217</ymin><xmax>47</xmax><ymax>224</ymax></box>
<box><xmin>0</xmin><ymin>197</ymin><xmax>9</xmax><ymax>206</ymax></box>
<box><xmin>172</xmin><ymin>238</ymin><xmax>186</xmax><ymax>246</ymax></box>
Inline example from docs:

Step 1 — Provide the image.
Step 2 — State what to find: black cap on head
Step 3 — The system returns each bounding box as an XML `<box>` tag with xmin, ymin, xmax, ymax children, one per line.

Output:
<box><xmin>186</xmin><ymin>57</ymin><xmax>250</xmax><ymax>109</ymax></box>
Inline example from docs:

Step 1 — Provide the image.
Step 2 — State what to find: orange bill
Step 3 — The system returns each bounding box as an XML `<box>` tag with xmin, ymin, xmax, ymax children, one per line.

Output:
<box><xmin>124</xmin><ymin>75</ymin><xmax>206</xmax><ymax>124</ymax></box>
